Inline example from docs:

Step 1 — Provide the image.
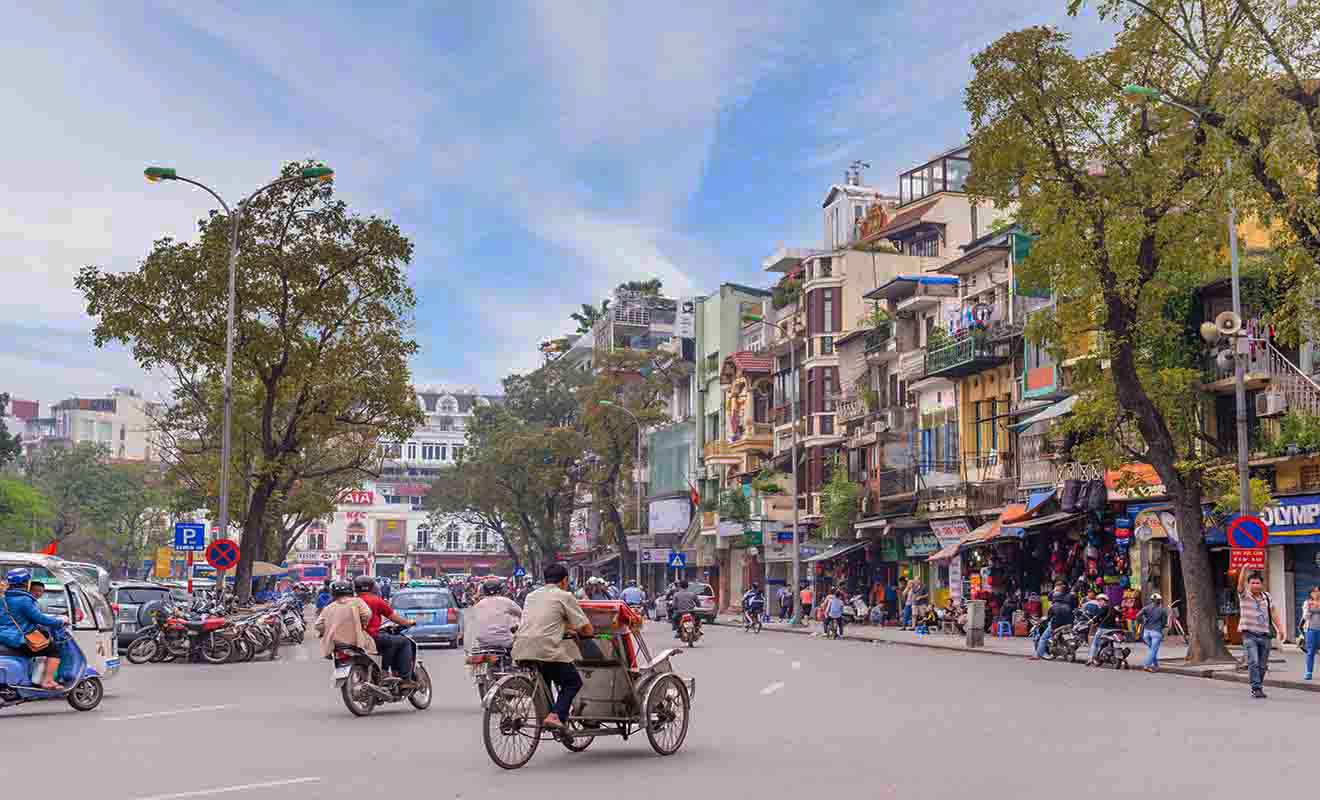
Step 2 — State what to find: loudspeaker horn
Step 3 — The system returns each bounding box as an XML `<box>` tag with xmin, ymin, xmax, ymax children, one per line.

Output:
<box><xmin>1215</xmin><ymin>310</ymin><xmax>1243</xmax><ymax>336</ymax></box>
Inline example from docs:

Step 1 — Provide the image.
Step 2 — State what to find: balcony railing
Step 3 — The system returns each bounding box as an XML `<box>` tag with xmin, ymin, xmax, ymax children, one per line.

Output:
<box><xmin>924</xmin><ymin>336</ymin><xmax>1006</xmax><ymax>378</ymax></box>
<box><xmin>837</xmin><ymin>396</ymin><xmax>868</xmax><ymax>424</ymax></box>
<box><xmin>730</xmin><ymin>422</ymin><xmax>773</xmax><ymax>445</ymax></box>
<box><xmin>918</xmin><ymin>479</ymin><xmax>1016</xmax><ymax>516</ymax></box>
<box><xmin>899</xmin><ymin>350</ymin><xmax>926</xmax><ymax>382</ymax></box>
<box><xmin>704</xmin><ymin>440</ymin><xmax>736</xmax><ymax>460</ymax></box>
<box><xmin>875</xmin><ymin>468</ymin><xmax>917</xmax><ymax>498</ymax></box>
<box><xmin>864</xmin><ymin>325</ymin><xmax>894</xmax><ymax>354</ymax></box>
<box><xmin>345</xmin><ymin>540</ymin><xmax>370</xmax><ymax>552</ymax></box>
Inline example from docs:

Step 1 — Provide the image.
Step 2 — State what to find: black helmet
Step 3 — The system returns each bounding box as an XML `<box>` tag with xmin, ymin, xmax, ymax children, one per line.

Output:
<box><xmin>330</xmin><ymin>580</ymin><xmax>353</xmax><ymax>598</ymax></box>
<box><xmin>353</xmin><ymin>575</ymin><xmax>377</xmax><ymax>594</ymax></box>
<box><xmin>482</xmin><ymin>580</ymin><xmax>504</xmax><ymax>596</ymax></box>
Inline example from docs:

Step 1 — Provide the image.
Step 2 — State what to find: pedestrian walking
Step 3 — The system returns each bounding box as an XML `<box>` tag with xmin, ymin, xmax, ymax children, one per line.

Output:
<box><xmin>1302</xmin><ymin>586</ymin><xmax>1320</xmax><ymax>680</ymax></box>
<box><xmin>1135</xmin><ymin>592</ymin><xmax>1168</xmax><ymax>672</ymax></box>
<box><xmin>799</xmin><ymin>584</ymin><xmax>813</xmax><ymax>619</ymax></box>
<box><xmin>777</xmin><ymin>586</ymin><xmax>792</xmax><ymax>621</ymax></box>
<box><xmin>898</xmin><ymin>577</ymin><xmax>911</xmax><ymax>629</ymax></box>
<box><xmin>1237</xmin><ymin>569</ymin><xmax>1286</xmax><ymax>698</ymax></box>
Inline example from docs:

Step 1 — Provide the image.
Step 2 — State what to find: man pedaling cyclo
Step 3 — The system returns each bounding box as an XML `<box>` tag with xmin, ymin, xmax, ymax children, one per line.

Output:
<box><xmin>352</xmin><ymin>575</ymin><xmax>417</xmax><ymax>687</ymax></box>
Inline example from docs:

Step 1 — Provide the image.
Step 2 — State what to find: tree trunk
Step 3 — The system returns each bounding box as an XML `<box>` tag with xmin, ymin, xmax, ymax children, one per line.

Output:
<box><xmin>1170</xmin><ymin>493</ymin><xmax>1232</xmax><ymax>663</ymax></box>
<box><xmin>233</xmin><ymin>480</ymin><xmax>275</xmax><ymax>603</ymax></box>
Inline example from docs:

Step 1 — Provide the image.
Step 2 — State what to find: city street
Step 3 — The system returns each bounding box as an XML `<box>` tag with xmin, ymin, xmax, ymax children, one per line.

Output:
<box><xmin>3</xmin><ymin>620</ymin><xmax>1316</xmax><ymax>800</ymax></box>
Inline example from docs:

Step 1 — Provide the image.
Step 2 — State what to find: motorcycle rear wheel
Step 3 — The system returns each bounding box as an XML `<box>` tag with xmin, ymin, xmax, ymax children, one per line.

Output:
<box><xmin>408</xmin><ymin>664</ymin><xmax>432</xmax><ymax>710</ymax></box>
<box><xmin>232</xmin><ymin>637</ymin><xmax>254</xmax><ymax>663</ymax></box>
<box><xmin>67</xmin><ymin>677</ymin><xmax>103</xmax><ymax>711</ymax></box>
<box><xmin>126</xmin><ymin>635</ymin><xmax>158</xmax><ymax>665</ymax></box>
<box><xmin>342</xmin><ymin>664</ymin><xmax>376</xmax><ymax>717</ymax></box>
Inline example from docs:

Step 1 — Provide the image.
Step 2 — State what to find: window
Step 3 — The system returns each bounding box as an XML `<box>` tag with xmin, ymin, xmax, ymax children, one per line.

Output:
<box><xmin>440</xmin><ymin>397</ymin><xmax>458</xmax><ymax>414</ymax></box>
<box><xmin>452</xmin><ymin>445</ymin><xmax>464</xmax><ymax>462</ymax></box>
<box><xmin>416</xmin><ymin>525</ymin><xmax>431</xmax><ymax>550</ymax></box>
<box><xmin>407</xmin><ymin>443</ymin><xmax>417</xmax><ymax>460</ymax></box>
<box><xmin>822</xmin><ymin>289</ymin><xmax>835</xmax><ymax>333</ymax></box>
<box><xmin>307</xmin><ymin>532</ymin><xmax>327</xmax><ymax>550</ymax></box>
<box><xmin>707</xmin><ymin>412</ymin><xmax>720</xmax><ymax>443</ymax></box>
<box><xmin>975</xmin><ymin>399</ymin><xmax>1000</xmax><ymax>455</ymax></box>
<box><xmin>910</xmin><ymin>237</ymin><xmax>938</xmax><ymax>257</ymax></box>
<box><xmin>823</xmin><ymin>371</ymin><xmax>835</xmax><ymax>411</ymax></box>
<box><xmin>120</xmin><ymin>425</ymin><xmax>126</xmax><ymax>441</ymax></box>
<box><xmin>821</xmin><ymin>336</ymin><xmax>834</xmax><ymax>355</ymax></box>
<box><xmin>472</xmin><ymin>529</ymin><xmax>490</xmax><ymax>551</ymax></box>
<box><xmin>971</xmin><ymin>204</ymin><xmax>978</xmax><ymax>241</ymax></box>
<box><xmin>440</xmin><ymin>445</ymin><xmax>448</xmax><ymax>462</ymax></box>
<box><xmin>439</xmin><ymin>416</ymin><xmax>453</xmax><ymax>431</ymax></box>
<box><xmin>424</xmin><ymin>395</ymin><xmax>438</xmax><ymax>412</ymax></box>
<box><xmin>444</xmin><ymin>523</ymin><xmax>461</xmax><ymax>551</ymax></box>
<box><xmin>946</xmin><ymin>159</ymin><xmax>970</xmax><ymax>192</ymax></box>
<box><xmin>818</xmin><ymin>257</ymin><xmax>832</xmax><ymax>277</ymax></box>
<box><xmin>97</xmin><ymin>421</ymin><xmax>112</xmax><ymax>443</ymax></box>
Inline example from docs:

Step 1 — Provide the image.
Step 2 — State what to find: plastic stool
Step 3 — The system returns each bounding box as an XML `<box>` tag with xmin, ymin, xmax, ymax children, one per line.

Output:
<box><xmin>995</xmin><ymin>621</ymin><xmax>1013</xmax><ymax>638</ymax></box>
<box><xmin>914</xmin><ymin>625</ymin><xmax>929</xmax><ymax>635</ymax></box>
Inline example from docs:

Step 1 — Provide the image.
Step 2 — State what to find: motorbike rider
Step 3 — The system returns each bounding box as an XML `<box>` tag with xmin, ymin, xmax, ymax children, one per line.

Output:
<box><xmin>741</xmin><ymin>583</ymin><xmax>765</xmax><ymax>626</ymax></box>
<box><xmin>669</xmin><ymin>580</ymin><xmax>699</xmax><ymax>637</ymax></box>
<box><xmin>314</xmin><ymin>579</ymin><xmax>376</xmax><ymax>659</ymax></box>
<box><xmin>1032</xmin><ymin>582</ymin><xmax>1076</xmax><ymax>660</ymax></box>
<box><xmin>0</xmin><ymin>568</ymin><xmax>74</xmax><ymax>690</ymax></box>
<box><xmin>472</xmin><ymin>579</ymin><xmax>522</xmax><ymax>651</ymax></box>
<box><xmin>352</xmin><ymin>575</ymin><xmax>417</xmax><ymax>687</ymax></box>
<box><xmin>1084</xmin><ymin>593</ymin><xmax>1121</xmax><ymax>666</ymax></box>
<box><xmin>315</xmin><ymin>579</ymin><xmax>333</xmax><ymax>612</ymax></box>
<box><xmin>619</xmin><ymin>580</ymin><xmax>645</xmax><ymax>607</ymax></box>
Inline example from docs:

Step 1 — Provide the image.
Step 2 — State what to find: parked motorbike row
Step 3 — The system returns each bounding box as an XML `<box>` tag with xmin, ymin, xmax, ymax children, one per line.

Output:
<box><xmin>1029</xmin><ymin>612</ymin><xmax>1132</xmax><ymax>669</ymax></box>
<box><xmin>124</xmin><ymin>594</ymin><xmax>306</xmax><ymax>665</ymax></box>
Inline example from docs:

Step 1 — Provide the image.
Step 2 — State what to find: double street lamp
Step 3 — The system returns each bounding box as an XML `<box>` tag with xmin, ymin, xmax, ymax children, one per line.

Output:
<box><xmin>1120</xmin><ymin>85</ymin><xmax>1249</xmax><ymax>518</ymax></box>
<box><xmin>144</xmin><ymin>164</ymin><xmax>334</xmax><ymax>594</ymax></box>
<box><xmin>598</xmin><ymin>400</ymin><xmax>644</xmax><ymax>589</ymax></box>
<box><xmin>743</xmin><ymin>313</ymin><xmax>803</xmax><ymax>625</ymax></box>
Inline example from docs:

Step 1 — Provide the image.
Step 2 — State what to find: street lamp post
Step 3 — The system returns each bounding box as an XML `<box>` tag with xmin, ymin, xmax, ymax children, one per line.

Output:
<box><xmin>599</xmin><ymin>400</ymin><xmax>643</xmax><ymax>590</ymax></box>
<box><xmin>1120</xmin><ymin>86</ymin><xmax>1249</xmax><ymax>518</ymax></box>
<box><xmin>144</xmin><ymin>164</ymin><xmax>334</xmax><ymax>598</ymax></box>
<box><xmin>744</xmin><ymin>314</ymin><xmax>803</xmax><ymax>625</ymax></box>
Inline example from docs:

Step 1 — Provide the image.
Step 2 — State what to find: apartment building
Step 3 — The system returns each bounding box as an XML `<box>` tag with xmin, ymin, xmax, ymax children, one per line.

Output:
<box><xmin>48</xmin><ymin>387</ymin><xmax>161</xmax><ymax>462</ymax></box>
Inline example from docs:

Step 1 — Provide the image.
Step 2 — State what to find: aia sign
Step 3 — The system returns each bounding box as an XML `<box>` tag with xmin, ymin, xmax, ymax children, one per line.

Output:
<box><xmin>340</xmin><ymin>489</ymin><xmax>375</xmax><ymax>506</ymax></box>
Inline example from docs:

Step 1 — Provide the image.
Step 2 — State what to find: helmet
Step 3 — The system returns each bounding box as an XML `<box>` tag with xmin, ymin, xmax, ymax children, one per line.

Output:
<box><xmin>353</xmin><ymin>575</ymin><xmax>377</xmax><ymax>594</ymax></box>
<box><xmin>330</xmin><ymin>580</ymin><xmax>353</xmax><ymax>598</ymax></box>
<box><xmin>482</xmin><ymin>580</ymin><xmax>504</xmax><ymax>596</ymax></box>
<box><xmin>1150</xmin><ymin>592</ymin><xmax>1163</xmax><ymax>602</ymax></box>
<box><xmin>5</xmin><ymin>568</ymin><xmax>31</xmax><ymax>586</ymax></box>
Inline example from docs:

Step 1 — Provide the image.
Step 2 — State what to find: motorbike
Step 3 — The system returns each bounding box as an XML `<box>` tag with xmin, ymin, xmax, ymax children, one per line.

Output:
<box><xmin>823</xmin><ymin>617</ymin><xmax>843</xmax><ymax>639</ymax></box>
<box><xmin>125</xmin><ymin>604</ymin><xmax>233</xmax><ymax>664</ymax></box>
<box><xmin>466</xmin><ymin>645</ymin><xmax>514</xmax><ymax>701</ymax></box>
<box><xmin>677</xmin><ymin>612</ymin><xmax>701</xmax><ymax>647</ymax></box>
<box><xmin>332</xmin><ymin>624</ymin><xmax>433</xmax><ymax>716</ymax></box>
<box><xmin>1091</xmin><ymin>628</ymin><xmax>1131</xmax><ymax>670</ymax></box>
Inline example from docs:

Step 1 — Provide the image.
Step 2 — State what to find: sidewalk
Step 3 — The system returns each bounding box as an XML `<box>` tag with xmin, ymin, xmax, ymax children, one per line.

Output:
<box><xmin>714</xmin><ymin>614</ymin><xmax>1318</xmax><ymax>694</ymax></box>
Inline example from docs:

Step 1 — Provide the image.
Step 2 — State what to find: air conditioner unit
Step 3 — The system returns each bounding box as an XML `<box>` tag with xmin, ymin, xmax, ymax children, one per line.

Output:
<box><xmin>1256</xmin><ymin>392</ymin><xmax>1288</xmax><ymax>418</ymax></box>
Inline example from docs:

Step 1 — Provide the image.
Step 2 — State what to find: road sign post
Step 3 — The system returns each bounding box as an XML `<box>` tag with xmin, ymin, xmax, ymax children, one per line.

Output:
<box><xmin>1227</xmin><ymin>514</ymin><xmax>1269</xmax><ymax>577</ymax></box>
<box><xmin>206</xmin><ymin>539</ymin><xmax>241</xmax><ymax>599</ymax></box>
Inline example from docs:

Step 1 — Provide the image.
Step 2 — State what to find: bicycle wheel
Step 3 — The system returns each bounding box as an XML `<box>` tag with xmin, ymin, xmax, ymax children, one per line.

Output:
<box><xmin>482</xmin><ymin>675</ymin><xmax>543</xmax><ymax>770</ymax></box>
<box><xmin>644</xmin><ymin>675</ymin><xmax>690</xmax><ymax>756</ymax></box>
<box><xmin>753</xmin><ymin>616</ymin><xmax>762</xmax><ymax>634</ymax></box>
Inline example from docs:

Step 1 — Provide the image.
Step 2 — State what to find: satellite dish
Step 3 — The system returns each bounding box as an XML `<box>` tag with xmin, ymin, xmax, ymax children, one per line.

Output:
<box><xmin>1215</xmin><ymin>310</ymin><xmax>1242</xmax><ymax>336</ymax></box>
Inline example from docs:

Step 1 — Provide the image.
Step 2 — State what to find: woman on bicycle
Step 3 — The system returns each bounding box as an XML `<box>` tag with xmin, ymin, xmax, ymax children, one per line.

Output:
<box><xmin>823</xmin><ymin>589</ymin><xmax>846</xmax><ymax>637</ymax></box>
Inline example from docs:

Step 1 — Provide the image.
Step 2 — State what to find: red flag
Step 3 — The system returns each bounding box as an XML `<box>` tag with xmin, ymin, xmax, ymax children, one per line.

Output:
<box><xmin>40</xmin><ymin>541</ymin><xmax>57</xmax><ymax>556</ymax></box>
<box><xmin>687</xmin><ymin>481</ymin><xmax>700</xmax><ymax>508</ymax></box>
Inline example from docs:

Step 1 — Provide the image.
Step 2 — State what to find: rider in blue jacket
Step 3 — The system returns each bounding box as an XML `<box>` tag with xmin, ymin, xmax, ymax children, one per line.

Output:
<box><xmin>0</xmin><ymin>568</ymin><xmax>75</xmax><ymax>689</ymax></box>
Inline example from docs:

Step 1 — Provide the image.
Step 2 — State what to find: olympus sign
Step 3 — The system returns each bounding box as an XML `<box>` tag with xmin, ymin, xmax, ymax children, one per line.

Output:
<box><xmin>1261</xmin><ymin>503</ymin><xmax>1320</xmax><ymax>529</ymax></box>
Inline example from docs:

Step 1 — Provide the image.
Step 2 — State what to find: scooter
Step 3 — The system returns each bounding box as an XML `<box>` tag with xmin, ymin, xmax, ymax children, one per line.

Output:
<box><xmin>1091</xmin><ymin>629</ymin><xmax>1131</xmax><ymax>670</ymax></box>
<box><xmin>677</xmin><ymin>612</ymin><xmax>702</xmax><ymax>647</ymax></box>
<box><xmin>332</xmin><ymin>624</ymin><xmax>433</xmax><ymax>716</ymax></box>
<box><xmin>0</xmin><ymin>637</ymin><xmax>107</xmax><ymax>713</ymax></box>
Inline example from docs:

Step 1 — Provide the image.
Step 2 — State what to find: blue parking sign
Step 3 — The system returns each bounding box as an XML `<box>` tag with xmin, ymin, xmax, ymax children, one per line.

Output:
<box><xmin>173</xmin><ymin>522</ymin><xmax>207</xmax><ymax>551</ymax></box>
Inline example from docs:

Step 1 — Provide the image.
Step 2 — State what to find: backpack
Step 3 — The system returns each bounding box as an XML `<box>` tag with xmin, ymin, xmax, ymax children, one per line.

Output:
<box><xmin>1060</xmin><ymin>479</ymin><xmax>1082</xmax><ymax>513</ymax></box>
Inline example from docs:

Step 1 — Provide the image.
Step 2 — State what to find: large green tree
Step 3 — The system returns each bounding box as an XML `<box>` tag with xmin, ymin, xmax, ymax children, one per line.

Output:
<box><xmin>965</xmin><ymin>25</ymin><xmax>1234</xmax><ymax>661</ymax></box>
<box><xmin>0</xmin><ymin>478</ymin><xmax>53</xmax><ymax>552</ymax></box>
<box><xmin>77</xmin><ymin>162</ymin><xmax>423</xmax><ymax>601</ymax></box>
<box><xmin>1077</xmin><ymin>0</ymin><xmax>1320</xmax><ymax>339</ymax></box>
<box><xmin>0</xmin><ymin>394</ymin><xmax>22</xmax><ymax>469</ymax></box>
<box><xmin>26</xmin><ymin>442</ymin><xmax>123</xmax><ymax>551</ymax></box>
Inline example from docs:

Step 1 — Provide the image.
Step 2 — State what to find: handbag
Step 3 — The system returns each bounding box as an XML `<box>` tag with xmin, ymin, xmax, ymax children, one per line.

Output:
<box><xmin>1</xmin><ymin>595</ymin><xmax>50</xmax><ymax>652</ymax></box>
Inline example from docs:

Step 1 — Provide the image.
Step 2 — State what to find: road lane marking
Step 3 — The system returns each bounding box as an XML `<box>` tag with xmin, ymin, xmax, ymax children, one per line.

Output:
<box><xmin>791</xmin><ymin>660</ymin><xmax>801</xmax><ymax>671</ymax></box>
<box><xmin>759</xmin><ymin>681</ymin><xmax>785</xmax><ymax>696</ymax></box>
<box><xmin>295</xmin><ymin>648</ymin><xmax>309</xmax><ymax>662</ymax></box>
<box><xmin>768</xmin><ymin>648</ymin><xmax>786</xmax><ymax>655</ymax></box>
<box><xmin>131</xmin><ymin>777</ymin><xmax>320</xmax><ymax>800</ymax></box>
<box><xmin>106</xmin><ymin>704</ymin><xmax>233</xmax><ymax>722</ymax></box>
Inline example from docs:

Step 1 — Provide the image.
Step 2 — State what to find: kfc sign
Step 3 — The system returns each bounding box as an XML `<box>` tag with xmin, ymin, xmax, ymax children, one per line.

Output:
<box><xmin>340</xmin><ymin>490</ymin><xmax>375</xmax><ymax>506</ymax></box>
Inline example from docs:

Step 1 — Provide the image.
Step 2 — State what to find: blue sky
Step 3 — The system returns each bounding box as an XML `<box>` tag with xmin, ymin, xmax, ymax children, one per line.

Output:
<box><xmin>1</xmin><ymin>1</ymin><xmax>1114</xmax><ymax>407</ymax></box>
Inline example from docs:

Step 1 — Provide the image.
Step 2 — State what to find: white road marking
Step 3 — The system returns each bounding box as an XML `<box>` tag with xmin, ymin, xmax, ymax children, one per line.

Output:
<box><xmin>791</xmin><ymin>660</ymin><xmax>802</xmax><ymax>671</ymax></box>
<box><xmin>768</xmin><ymin>648</ymin><xmax>786</xmax><ymax>655</ymax></box>
<box><xmin>760</xmin><ymin>681</ymin><xmax>785</xmax><ymax>696</ymax></box>
<box><xmin>106</xmin><ymin>704</ymin><xmax>233</xmax><ymax>722</ymax></box>
<box><xmin>295</xmin><ymin>648</ymin><xmax>309</xmax><ymax>662</ymax></box>
<box><xmin>131</xmin><ymin>777</ymin><xmax>320</xmax><ymax>800</ymax></box>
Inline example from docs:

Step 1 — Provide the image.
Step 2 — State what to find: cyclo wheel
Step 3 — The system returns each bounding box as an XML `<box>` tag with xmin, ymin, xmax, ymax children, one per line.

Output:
<box><xmin>644</xmin><ymin>674</ymin><xmax>690</xmax><ymax>756</ymax></box>
<box><xmin>560</xmin><ymin>720</ymin><xmax>595</xmax><ymax>752</ymax></box>
<box><xmin>482</xmin><ymin>675</ymin><xmax>543</xmax><ymax>770</ymax></box>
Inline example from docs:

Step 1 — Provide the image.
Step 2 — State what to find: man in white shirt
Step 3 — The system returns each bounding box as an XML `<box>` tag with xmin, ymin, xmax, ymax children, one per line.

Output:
<box><xmin>471</xmin><ymin>580</ymin><xmax>522</xmax><ymax>650</ymax></box>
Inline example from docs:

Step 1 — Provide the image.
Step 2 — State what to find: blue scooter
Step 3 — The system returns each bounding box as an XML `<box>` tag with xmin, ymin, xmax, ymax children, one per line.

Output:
<box><xmin>0</xmin><ymin>635</ymin><xmax>107</xmax><ymax>712</ymax></box>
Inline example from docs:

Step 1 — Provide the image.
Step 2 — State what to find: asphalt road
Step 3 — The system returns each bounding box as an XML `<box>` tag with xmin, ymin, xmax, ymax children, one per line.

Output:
<box><xmin>2</xmin><ymin>620</ymin><xmax>1316</xmax><ymax>799</ymax></box>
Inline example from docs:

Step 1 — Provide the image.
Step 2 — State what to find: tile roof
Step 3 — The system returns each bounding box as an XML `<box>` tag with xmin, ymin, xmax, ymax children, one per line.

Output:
<box><xmin>726</xmin><ymin>352</ymin><xmax>774</xmax><ymax>374</ymax></box>
<box><xmin>869</xmin><ymin>198</ymin><xmax>940</xmax><ymax>240</ymax></box>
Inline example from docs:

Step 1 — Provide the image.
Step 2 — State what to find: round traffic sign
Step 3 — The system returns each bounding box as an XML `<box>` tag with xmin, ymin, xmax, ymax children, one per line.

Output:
<box><xmin>206</xmin><ymin>538</ymin><xmax>241</xmax><ymax>571</ymax></box>
<box><xmin>1226</xmin><ymin>515</ymin><xmax>1269</xmax><ymax>549</ymax></box>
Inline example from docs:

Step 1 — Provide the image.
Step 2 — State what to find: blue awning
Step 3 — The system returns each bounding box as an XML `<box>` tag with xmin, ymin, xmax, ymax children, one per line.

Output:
<box><xmin>1026</xmin><ymin>489</ymin><xmax>1056</xmax><ymax>513</ymax></box>
<box><xmin>1010</xmin><ymin>395</ymin><xmax>1077</xmax><ymax>432</ymax></box>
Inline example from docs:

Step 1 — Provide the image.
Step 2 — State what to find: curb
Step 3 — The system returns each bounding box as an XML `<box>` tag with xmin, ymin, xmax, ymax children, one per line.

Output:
<box><xmin>709</xmin><ymin>620</ymin><xmax>1320</xmax><ymax>693</ymax></box>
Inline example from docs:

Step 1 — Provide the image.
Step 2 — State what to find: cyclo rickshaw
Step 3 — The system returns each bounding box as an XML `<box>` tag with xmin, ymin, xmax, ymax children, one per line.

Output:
<box><xmin>481</xmin><ymin>600</ymin><xmax>695</xmax><ymax>769</ymax></box>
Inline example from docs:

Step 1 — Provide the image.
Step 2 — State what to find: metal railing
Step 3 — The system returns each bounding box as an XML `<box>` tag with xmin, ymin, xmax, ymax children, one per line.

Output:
<box><xmin>864</xmin><ymin>325</ymin><xmax>894</xmax><ymax>354</ymax></box>
<box><xmin>899</xmin><ymin>349</ymin><xmax>926</xmax><ymax>382</ymax></box>
<box><xmin>925</xmin><ymin>337</ymin><xmax>1000</xmax><ymax>375</ymax></box>
<box><xmin>1265</xmin><ymin>343</ymin><xmax>1320</xmax><ymax>416</ymax></box>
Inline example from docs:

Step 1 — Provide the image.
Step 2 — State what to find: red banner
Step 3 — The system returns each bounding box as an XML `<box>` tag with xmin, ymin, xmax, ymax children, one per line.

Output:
<box><xmin>1230</xmin><ymin>548</ymin><xmax>1266</xmax><ymax>570</ymax></box>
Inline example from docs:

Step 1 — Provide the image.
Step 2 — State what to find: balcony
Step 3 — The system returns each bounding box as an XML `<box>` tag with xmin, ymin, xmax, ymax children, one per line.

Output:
<box><xmin>729</xmin><ymin>422</ymin><xmax>773</xmax><ymax>453</ymax></box>
<box><xmin>760</xmin><ymin>494</ymin><xmax>797</xmax><ymax>523</ymax></box>
<box><xmin>918</xmin><ymin>478</ymin><xmax>1015</xmax><ymax>517</ymax></box>
<box><xmin>837</xmin><ymin>395</ymin><xmax>869</xmax><ymax>425</ymax></box>
<box><xmin>344</xmin><ymin>540</ymin><xmax>370</xmax><ymax>552</ymax></box>
<box><xmin>703</xmin><ymin>439</ymin><xmax>740</xmax><ymax>464</ymax></box>
<box><xmin>924</xmin><ymin>336</ymin><xmax>1008</xmax><ymax>379</ymax></box>
<box><xmin>876</xmin><ymin>468</ymin><xmax>917</xmax><ymax>500</ymax></box>
<box><xmin>899</xmin><ymin>350</ymin><xmax>926</xmax><ymax>382</ymax></box>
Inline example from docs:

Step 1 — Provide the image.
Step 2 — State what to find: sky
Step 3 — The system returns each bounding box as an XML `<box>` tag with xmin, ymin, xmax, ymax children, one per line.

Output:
<box><xmin>1</xmin><ymin>1</ymin><xmax>1116</xmax><ymax>410</ymax></box>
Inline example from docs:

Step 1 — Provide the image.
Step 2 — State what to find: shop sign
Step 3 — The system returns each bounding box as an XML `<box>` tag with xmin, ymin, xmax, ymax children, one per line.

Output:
<box><xmin>742</xmin><ymin>532</ymin><xmax>762</xmax><ymax>547</ymax></box>
<box><xmin>904</xmin><ymin>533</ymin><xmax>939</xmax><ymax>557</ymax></box>
<box><xmin>1105</xmin><ymin>463</ymin><xmax>1166</xmax><ymax>499</ymax></box>
<box><xmin>929</xmin><ymin>519</ymin><xmax>969</xmax><ymax>547</ymax></box>
<box><xmin>775</xmin><ymin>531</ymin><xmax>794</xmax><ymax>543</ymax></box>
<box><xmin>879</xmin><ymin>537</ymin><xmax>903</xmax><ymax>562</ymax></box>
<box><xmin>799</xmin><ymin>547</ymin><xmax>819</xmax><ymax>558</ymax></box>
<box><xmin>295</xmin><ymin>551</ymin><xmax>335</xmax><ymax>563</ymax></box>
<box><xmin>1230</xmin><ymin>548</ymin><xmax>1266</xmax><ymax>570</ymax></box>
<box><xmin>1256</xmin><ymin>495</ymin><xmax>1320</xmax><ymax>543</ymax></box>
<box><xmin>374</xmin><ymin>555</ymin><xmax>406</xmax><ymax>565</ymax></box>
<box><xmin>340</xmin><ymin>489</ymin><xmax>376</xmax><ymax>505</ymax></box>
<box><xmin>717</xmin><ymin>521</ymin><xmax>744</xmax><ymax>538</ymax></box>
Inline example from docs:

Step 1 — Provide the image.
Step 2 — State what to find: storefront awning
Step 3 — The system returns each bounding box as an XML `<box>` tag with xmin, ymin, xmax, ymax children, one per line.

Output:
<box><xmin>805</xmin><ymin>541</ymin><xmax>868</xmax><ymax>563</ymax></box>
<box><xmin>853</xmin><ymin>516</ymin><xmax>926</xmax><ymax>533</ymax></box>
<box><xmin>585</xmin><ymin>552</ymin><xmax>621</xmax><ymax>569</ymax></box>
<box><xmin>1015</xmin><ymin>511</ymin><xmax>1083</xmax><ymax>532</ymax></box>
<box><xmin>928</xmin><ymin>540</ymin><xmax>961</xmax><ymax>561</ymax></box>
<box><xmin>1010</xmin><ymin>394</ymin><xmax>1077</xmax><ymax>432</ymax></box>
